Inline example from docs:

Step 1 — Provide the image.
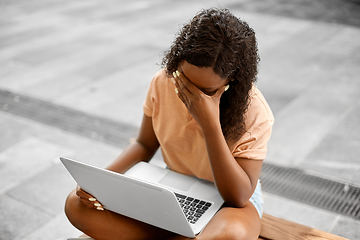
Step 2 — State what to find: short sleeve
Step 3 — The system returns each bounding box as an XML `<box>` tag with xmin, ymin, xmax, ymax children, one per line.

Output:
<box><xmin>143</xmin><ymin>74</ymin><xmax>156</xmax><ymax>117</ymax></box>
<box><xmin>231</xmin><ymin>86</ymin><xmax>274</xmax><ymax>160</ymax></box>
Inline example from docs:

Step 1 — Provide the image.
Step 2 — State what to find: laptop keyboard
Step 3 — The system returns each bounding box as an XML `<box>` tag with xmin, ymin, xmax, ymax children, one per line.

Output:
<box><xmin>175</xmin><ymin>193</ymin><xmax>213</xmax><ymax>224</ymax></box>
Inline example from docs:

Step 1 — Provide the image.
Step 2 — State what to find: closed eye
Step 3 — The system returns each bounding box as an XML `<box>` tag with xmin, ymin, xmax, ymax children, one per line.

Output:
<box><xmin>201</xmin><ymin>89</ymin><xmax>217</xmax><ymax>96</ymax></box>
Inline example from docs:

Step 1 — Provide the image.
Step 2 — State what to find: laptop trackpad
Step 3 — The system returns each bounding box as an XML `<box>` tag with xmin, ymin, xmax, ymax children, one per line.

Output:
<box><xmin>158</xmin><ymin>171</ymin><xmax>196</xmax><ymax>191</ymax></box>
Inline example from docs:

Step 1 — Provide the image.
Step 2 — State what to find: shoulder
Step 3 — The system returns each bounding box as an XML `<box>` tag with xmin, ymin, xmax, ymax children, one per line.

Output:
<box><xmin>246</xmin><ymin>85</ymin><xmax>274</xmax><ymax>127</ymax></box>
<box><xmin>229</xmin><ymin>85</ymin><xmax>274</xmax><ymax>159</ymax></box>
<box><xmin>145</xmin><ymin>69</ymin><xmax>170</xmax><ymax>95</ymax></box>
<box><xmin>144</xmin><ymin>69</ymin><xmax>174</xmax><ymax>116</ymax></box>
<box><xmin>150</xmin><ymin>69</ymin><xmax>169</xmax><ymax>85</ymax></box>
<box><xmin>145</xmin><ymin>68</ymin><xmax>178</xmax><ymax>105</ymax></box>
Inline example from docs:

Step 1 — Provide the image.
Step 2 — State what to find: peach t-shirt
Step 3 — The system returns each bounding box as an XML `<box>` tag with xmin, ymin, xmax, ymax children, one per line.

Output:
<box><xmin>143</xmin><ymin>70</ymin><xmax>274</xmax><ymax>182</ymax></box>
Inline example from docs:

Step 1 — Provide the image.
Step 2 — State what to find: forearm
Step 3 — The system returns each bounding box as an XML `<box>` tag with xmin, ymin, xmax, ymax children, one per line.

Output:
<box><xmin>202</xmin><ymin>123</ymin><xmax>253</xmax><ymax>207</ymax></box>
<box><xmin>106</xmin><ymin>115</ymin><xmax>159</xmax><ymax>174</ymax></box>
<box><xmin>106</xmin><ymin>141</ymin><xmax>157</xmax><ymax>174</ymax></box>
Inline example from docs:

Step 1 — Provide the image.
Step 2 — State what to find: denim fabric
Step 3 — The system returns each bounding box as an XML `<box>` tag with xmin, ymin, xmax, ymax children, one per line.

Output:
<box><xmin>249</xmin><ymin>180</ymin><xmax>264</xmax><ymax>218</ymax></box>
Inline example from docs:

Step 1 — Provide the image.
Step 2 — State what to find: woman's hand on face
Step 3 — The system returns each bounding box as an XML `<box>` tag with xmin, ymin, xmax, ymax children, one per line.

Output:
<box><xmin>172</xmin><ymin>70</ymin><xmax>228</xmax><ymax>131</ymax></box>
<box><xmin>76</xmin><ymin>185</ymin><xmax>104</xmax><ymax>211</ymax></box>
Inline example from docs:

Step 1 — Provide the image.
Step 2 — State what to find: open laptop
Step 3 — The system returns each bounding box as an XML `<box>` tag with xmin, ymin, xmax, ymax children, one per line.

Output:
<box><xmin>60</xmin><ymin>157</ymin><xmax>224</xmax><ymax>238</ymax></box>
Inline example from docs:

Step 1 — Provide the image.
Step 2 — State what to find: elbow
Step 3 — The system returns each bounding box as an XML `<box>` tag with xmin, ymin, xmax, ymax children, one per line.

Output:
<box><xmin>237</xmin><ymin>198</ymin><xmax>250</xmax><ymax>208</ymax></box>
<box><xmin>227</xmin><ymin>199</ymin><xmax>249</xmax><ymax>209</ymax></box>
<box><xmin>215</xmin><ymin>180</ymin><xmax>255</xmax><ymax>208</ymax></box>
<box><xmin>222</xmin><ymin>193</ymin><xmax>250</xmax><ymax>209</ymax></box>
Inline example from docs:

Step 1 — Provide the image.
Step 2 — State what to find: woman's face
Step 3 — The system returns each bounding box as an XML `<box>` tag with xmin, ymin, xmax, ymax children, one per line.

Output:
<box><xmin>178</xmin><ymin>60</ymin><xmax>229</xmax><ymax>96</ymax></box>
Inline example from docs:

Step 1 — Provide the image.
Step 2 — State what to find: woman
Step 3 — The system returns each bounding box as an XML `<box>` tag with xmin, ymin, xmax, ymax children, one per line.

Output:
<box><xmin>64</xmin><ymin>8</ymin><xmax>274</xmax><ymax>240</ymax></box>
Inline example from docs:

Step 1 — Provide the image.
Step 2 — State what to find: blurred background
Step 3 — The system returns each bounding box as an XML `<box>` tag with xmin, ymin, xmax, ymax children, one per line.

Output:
<box><xmin>0</xmin><ymin>0</ymin><xmax>359</xmax><ymax>239</ymax></box>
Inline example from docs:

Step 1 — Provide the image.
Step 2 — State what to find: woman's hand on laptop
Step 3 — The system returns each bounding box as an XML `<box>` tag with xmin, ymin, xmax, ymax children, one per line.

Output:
<box><xmin>76</xmin><ymin>185</ymin><xmax>104</xmax><ymax>211</ymax></box>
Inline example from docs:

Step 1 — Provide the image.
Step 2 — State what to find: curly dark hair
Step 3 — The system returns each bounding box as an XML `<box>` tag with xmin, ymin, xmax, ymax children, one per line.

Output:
<box><xmin>162</xmin><ymin>8</ymin><xmax>260</xmax><ymax>141</ymax></box>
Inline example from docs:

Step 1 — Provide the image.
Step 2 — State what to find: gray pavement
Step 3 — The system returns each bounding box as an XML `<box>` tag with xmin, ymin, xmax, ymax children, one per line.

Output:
<box><xmin>1</xmin><ymin>0</ymin><xmax>360</xmax><ymax>239</ymax></box>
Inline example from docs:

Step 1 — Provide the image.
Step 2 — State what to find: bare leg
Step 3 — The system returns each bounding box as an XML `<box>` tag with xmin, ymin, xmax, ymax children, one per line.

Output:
<box><xmin>65</xmin><ymin>189</ymin><xmax>260</xmax><ymax>240</ymax></box>
<box><xmin>166</xmin><ymin>202</ymin><xmax>261</xmax><ymax>240</ymax></box>
<box><xmin>65</xmin><ymin>190</ymin><xmax>176</xmax><ymax>240</ymax></box>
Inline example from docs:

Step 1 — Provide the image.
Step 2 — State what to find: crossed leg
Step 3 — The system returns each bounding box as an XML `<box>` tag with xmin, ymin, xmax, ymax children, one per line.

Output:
<box><xmin>65</xmin><ymin>190</ymin><xmax>261</xmax><ymax>240</ymax></box>
<box><xmin>167</xmin><ymin>204</ymin><xmax>261</xmax><ymax>240</ymax></box>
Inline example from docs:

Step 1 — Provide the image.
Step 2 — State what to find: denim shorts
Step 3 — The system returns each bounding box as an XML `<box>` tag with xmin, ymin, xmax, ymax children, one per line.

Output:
<box><xmin>249</xmin><ymin>180</ymin><xmax>264</xmax><ymax>218</ymax></box>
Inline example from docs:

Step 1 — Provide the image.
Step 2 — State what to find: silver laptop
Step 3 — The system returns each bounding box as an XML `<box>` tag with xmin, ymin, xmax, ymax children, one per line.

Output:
<box><xmin>60</xmin><ymin>157</ymin><xmax>224</xmax><ymax>238</ymax></box>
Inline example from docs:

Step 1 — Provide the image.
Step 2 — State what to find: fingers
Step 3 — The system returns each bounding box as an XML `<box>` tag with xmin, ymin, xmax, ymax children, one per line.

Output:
<box><xmin>225</xmin><ymin>85</ymin><xmax>230</xmax><ymax>92</ymax></box>
<box><xmin>214</xmin><ymin>84</ymin><xmax>229</xmax><ymax>98</ymax></box>
<box><xmin>173</xmin><ymin>70</ymin><xmax>198</xmax><ymax>96</ymax></box>
<box><xmin>76</xmin><ymin>186</ymin><xmax>104</xmax><ymax>211</ymax></box>
<box><xmin>171</xmin><ymin>69</ymin><xmax>229</xmax><ymax>109</ymax></box>
<box><xmin>172</xmin><ymin>71</ymin><xmax>191</xmax><ymax>107</ymax></box>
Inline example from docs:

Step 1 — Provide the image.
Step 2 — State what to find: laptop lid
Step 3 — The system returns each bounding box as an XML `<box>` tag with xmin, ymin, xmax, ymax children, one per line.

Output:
<box><xmin>125</xmin><ymin>161</ymin><xmax>225</xmax><ymax>231</ymax></box>
<box><xmin>60</xmin><ymin>157</ymin><xmax>196</xmax><ymax>237</ymax></box>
